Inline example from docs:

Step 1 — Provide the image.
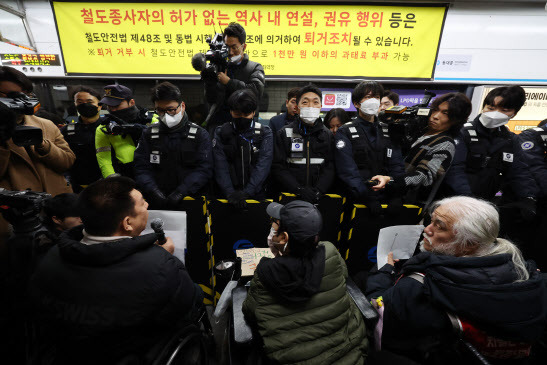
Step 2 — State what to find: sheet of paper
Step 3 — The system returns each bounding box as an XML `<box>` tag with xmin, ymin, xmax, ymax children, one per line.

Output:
<box><xmin>376</xmin><ymin>225</ymin><xmax>424</xmax><ymax>269</ymax></box>
<box><xmin>142</xmin><ymin>210</ymin><xmax>187</xmax><ymax>264</ymax></box>
<box><xmin>236</xmin><ymin>247</ymin><xmax>275</xmax><ymax>277</ymax></box>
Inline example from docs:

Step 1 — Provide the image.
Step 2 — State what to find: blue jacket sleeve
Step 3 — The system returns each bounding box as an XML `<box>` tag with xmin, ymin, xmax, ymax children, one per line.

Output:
<box><xmin>212</xmin><ymin>127</ymin><xmax>235</xmax><ymax>197</ymax></box>
<box><xmin>244</xmin><ymin>126</ymin><xmax>273</xmax><ymax>197</ymax></box>
<box><xmin>506</xmin><ymin>134</ymin><xmax>539</xmax><ymax>198</ymax></box>
<box><xmin>334</xmin><ymin>128</ymin><xmax>367</xmax><ymax>197</ymax></box>
<box><xmin>519</xmin><ymin>132</ymin><xmax>547</xmax><ymax>197</ymax></box>
<box><xmin>441</xmin><ymin>136</ymin><xmax>473</xmax><ymax>196</ymax></box>
<box><xmin>134</xmin><ymin>128</ymin><xmax>160</xmax><ymax>193</ymax></box>
<box><xmin>180</xmin><ymin>128</ymin><xmax>213</xmax><ymax>195</ymax></box>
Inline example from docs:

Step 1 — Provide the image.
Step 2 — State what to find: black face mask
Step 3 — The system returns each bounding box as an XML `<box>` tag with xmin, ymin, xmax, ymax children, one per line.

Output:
<box><xmin>109</xmin><ymin>105</ymin><xmax>139</xmax><ymax>123</ymax></box>
<box><xmin>232</xmin><ymin>117</ymin><xmax>253</xmax><ymax>131</ymax></box>
<box><xmin>76</xmin><ymin>103</ymin><xmax>99</xmax><ymax>118</ymax></box>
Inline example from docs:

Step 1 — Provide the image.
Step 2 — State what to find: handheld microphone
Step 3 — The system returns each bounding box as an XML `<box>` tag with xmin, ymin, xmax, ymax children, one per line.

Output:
<box><xmin>150</xmin><ymin>218</ymin><xmax>167</xmax><ymax>245</ymax></box>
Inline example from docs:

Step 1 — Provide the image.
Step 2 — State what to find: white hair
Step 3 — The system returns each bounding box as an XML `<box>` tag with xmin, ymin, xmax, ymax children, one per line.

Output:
<box><xmin>430</xmin><ymin>196</ymin><xmax>529</xmax><ymax>281</ymax></box>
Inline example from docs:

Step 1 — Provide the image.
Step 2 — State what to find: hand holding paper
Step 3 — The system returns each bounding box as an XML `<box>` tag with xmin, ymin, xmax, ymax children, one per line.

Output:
<box><xmin>376</xmin><ymin>225</ymin><xmax>424</xmax><ymax>269</ymax></box>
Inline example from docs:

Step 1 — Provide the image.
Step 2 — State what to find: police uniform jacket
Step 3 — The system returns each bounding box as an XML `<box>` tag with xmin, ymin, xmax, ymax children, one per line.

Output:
<box><xmin>442</xmin><ymin>116</ymin><xmax>538</xmax><ymax>200</ymax></box>
<box><xmin>61</xmin><ymin>116</ymin><xmax>102</xmax><ymax>190</ymax></box>
<box><xmin>518</xmin><ymin>125</ymin><xmax>547</xmax><ymax>198</ymax></box>
<box><xmin>95</xmin><ymin>109</ymin><xmax>151</xmax><ymax>179</ymax></box>
<box><xmin>272</xmin><ymin>118</ymin><xmax>335</xmax><ymax>194</ymax></box>
<box><xmin>334</xmin><ymin>116</ymin><xmax>405</xmax><ymax>200</ymax></box>
<box><xmin>213</xmin><ymin>121</ymin><xmax>273</xmax><ymax>197</ymax></box>
<box><xmin>269</xmin><ymin>112</ymin><xmax>296</xmax><ymax>137</ymax></box>
<box><xmin>134</xmin><ymin>112</ymin><xmax>213</xmax><ymax>197</ymax></box>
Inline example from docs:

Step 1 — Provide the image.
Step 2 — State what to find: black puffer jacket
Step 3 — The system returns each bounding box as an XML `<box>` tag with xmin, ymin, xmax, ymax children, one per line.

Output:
<box><xmin>29</xmin><ymin>226</ymin><xmax>201</xmax><ymax>364</ymax></box>
<box><xmin>366</xmin><ymin>252</ymin><xmax>547</xmax><ymax>361</ymax></box>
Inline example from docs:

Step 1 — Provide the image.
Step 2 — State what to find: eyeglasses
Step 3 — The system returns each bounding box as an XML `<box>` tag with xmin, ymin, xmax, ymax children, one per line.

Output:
<box><xmin>156</xmin><ymin>103</ymin><xmax>181</xmax><ymax>116</ymax></box>
<box><xmin>270</xmin><ymin>217</ymin><xmax>280</xmax><ymax>226</ymax></box>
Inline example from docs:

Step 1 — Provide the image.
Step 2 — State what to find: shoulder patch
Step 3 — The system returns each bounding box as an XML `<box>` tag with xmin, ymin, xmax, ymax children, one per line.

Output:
<box><xmin>521</xmin><ymin>141</ymin><xmax>534</xmax><ymax>150</ymax></box>
<box><xmin>336</xmin><ymin>140</ymin><xmax>346</xmax><ymax>149</ymax></box>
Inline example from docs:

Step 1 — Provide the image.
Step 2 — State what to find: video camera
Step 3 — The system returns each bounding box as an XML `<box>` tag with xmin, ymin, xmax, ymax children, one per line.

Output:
<box><xmin>191</xmin><ymin>33</ymin><xmax>229</xmax><ymax>83</ymax></box>
<box><xmin>0</xmin><ymin>188</ymin><xmax>51</xmax><ymax>233</ymax></box>
<box><xmin>0</xmin><ymin>92</ymin><xmax>43</xmax><ymax>146</ymax></box>
<box><xmin>379</xmin><ymin>90</ymin><xmax>436</xmax><ymax>152</ymax></box>
<box><xmin>100</xmin><ymin>113</ymin><xmax>144</xmax><ymax>137</ymax></box>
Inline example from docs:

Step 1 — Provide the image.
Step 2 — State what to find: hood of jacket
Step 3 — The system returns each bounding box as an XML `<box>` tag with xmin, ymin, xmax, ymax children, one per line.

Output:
<box><xmin>401</xmin><ymin>252</ymin><xmax>547</xmax><ymax>342</ymax></box>
<box><xmin>58</xmin><ymin>225</ymin><xmax>159</xmax><ymax>267</ymax></box>
<box><xmin>256</xmin><ymin>245</ymin><xmax>326</xmax><ymax>303</ymax></box>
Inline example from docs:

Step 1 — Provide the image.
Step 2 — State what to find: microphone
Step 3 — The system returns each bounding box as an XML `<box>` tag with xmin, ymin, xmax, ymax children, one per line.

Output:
<box><xmin>191</xmin><ymin>53</ymin><xmax>207</xmax><ymax>72</ymax></box>
<box><xmin>150</xmin><ymin>218</ymin><xmax>167</xmax><ymax>245</ymax></box>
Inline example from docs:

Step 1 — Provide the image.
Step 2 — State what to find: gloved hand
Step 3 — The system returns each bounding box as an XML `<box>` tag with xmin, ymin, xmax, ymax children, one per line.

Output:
<box><xmin>228</xmin><ymin>190</ymin><xmax>249</xmax><ymax>210</ymax></box>
<box><xmin>297</xmin><ymin>186</ymin><xmax>321</xmax><ymax>203</ymax></box>
<box><xmin>385</xmin><ymin>197</ymin><xmax>405</xmax><ymax>218</ymax></box>
<box><xmin>148</xmin><ymin>189</ymin><xmax>168</xmax><ymax>209</ymax></box>
<box><xmin>167</xmin><ymin>191</ymin><xmax>185</xmax><ymax>208</ymax></box>
<box><xmin>516</xmin><ymin>197</ymin><xmax>537</xmax><ymax>221</ymax></box>
<box><xmin>367</xmin><ymin>198</ymin><xmax>383</xmax><ymax>217</ymax></box>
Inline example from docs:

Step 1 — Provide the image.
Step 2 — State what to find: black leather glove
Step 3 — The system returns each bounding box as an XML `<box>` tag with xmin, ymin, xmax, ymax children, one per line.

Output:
<box><xmin>385</xmin><ymin>197</ymin><xmax>405</xmax><ymax>218</ymax></box>
<box><xmin>148</xmin><ymin>189</ymin><xmax>168</xmax><ymax>209</ymax></box>
<box><xmin>367</xmin><ymin>198</ymin><xmax>383</xmax><ymax>217</ymax></box>
<box><xmin>297</xmin><ymin>186</ymin><xmax>321</xmax><ymax>203</ymax></box>
<box><xmin>228</xmin><ymin>190</ymin><xmax>248</xmax><ymax>210</ymax></box>
<box><xmin>167</xmin><ymin>191</ymin><xmax>185</xmax><ymax>208</ymax></box>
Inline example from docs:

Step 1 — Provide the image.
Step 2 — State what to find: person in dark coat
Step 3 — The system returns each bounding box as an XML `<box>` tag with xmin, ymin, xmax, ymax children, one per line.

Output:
<box><xmin>204</xmin><ymin>22</ymin><xmax>265</xmax><ymax>131</ymax></box>
<box><xmin>29</xmin><ymin>177</ymin><xmax>202</xmax><ymax>364</ymax></box>
<box><xmin>366</xmin><ymin>196</ymin><xmax>547</xmax><ymax>364</ymax></box>
<box><xmin>243</xmin><ymin>201</ymin><xmax>368</xmax><ymax>364</ymax></box>
<box><xmin>441</xmin><ymin>86</ymin><xmax>538</xmax><ymax>218</ymax></box>
<box><xmin>271</xmin><ymin>84</ymin><xmax>335</xmax><ymax>203</ymax></box>
<box><xmin>212</xmin><ymin>89</ymin><xmax>273</xmax><ymax>208</ymax></box>
<box><xmin>334</xmin><ymin>81</ymin><xmax>405</xmax><ymax>215</ymax></box>
<box><xmin>269</xmin><ymin>87</ymin><xmax>299</xmax><ymax>136</ymax></box>
<box><xmin>134</xmin><ymin>82</ymin><xmax>213</xmax><ymax>209</ymax></box>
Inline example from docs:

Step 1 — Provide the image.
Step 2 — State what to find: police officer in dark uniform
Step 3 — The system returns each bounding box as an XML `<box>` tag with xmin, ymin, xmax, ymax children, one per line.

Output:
<box><xmin>518</xmin><ymin>119</ymin><xmax>547</xmax><ymax>269</ymax></box>
<box><xmin>134</xmin><ymin>82</ymin><xmax>213</xmax><ymax>209</ymax></box>
<box><xmin>272</xmin><ymin>84</ymin><xmax>335</xmax><ymax>203</ymax></box>
<box><xmin>334</xmin><ymin>81</ymin><xmax>405</xmax><ymax>215</ymax></box>
<box><xmin>213</xmin><ymin>89</ymin><xmax>273</xmax><ymax>209</ymax></box>
<box><xmin>442</xmin><ymin>85</ymin><xmax>537</xmax><ymax>218</ymax></box>
<box><xmin>269</xmin><ymin>87</ymin><xmax>300</xmax><ymax>137</ymax></box>
<box><xmin>61</xmin><ymin>86</ymin><xmax>103</xmax><ymax>192</ymax></box>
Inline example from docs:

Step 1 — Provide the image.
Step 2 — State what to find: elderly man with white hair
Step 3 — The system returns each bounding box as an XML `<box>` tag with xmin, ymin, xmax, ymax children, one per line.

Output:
<box><xmin>366</xmin><ymin>196</ymin><xmax>547</xmax><ymax>364</ymax></box>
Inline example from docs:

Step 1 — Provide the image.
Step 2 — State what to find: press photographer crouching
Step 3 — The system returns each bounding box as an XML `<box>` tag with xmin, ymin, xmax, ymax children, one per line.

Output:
<box><xmin>371</xmin><ymin>93</ymin><xmax>472</xmax><ymax>207</ymax></box>
<box><xmin>29</xmin><ymin>177</ymin><xmax>203</xmax><ymax>364</ymax></box>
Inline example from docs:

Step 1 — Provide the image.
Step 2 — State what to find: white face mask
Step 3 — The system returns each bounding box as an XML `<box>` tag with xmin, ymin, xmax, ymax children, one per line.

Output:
<box><xmin>479</xmin><ymin>111</ymin><xmax>511</xmax><ymax>129</ymax></box>
<box><xmin>267</xmin><ymin>227</ymin><xmax>276</xmax><ymax>248</ymax></box>
<box><xmin>160</xmin><ymin>110</ymin><xmax>183</xmax><ymax>128</ymax></box>
<box><xmin>229</xmin><ymin>53</ymin><xmax>242</xmax><ymax>63</ymax></box>
<box><xmin>299</xmin><ymin>107</ymin><xmax>320</xmax><ymax>125</ymax></box>
<box><xmin>360</xmin><ymin>98</ymin><xmax>381</xmax><ymax>116</ymax></box>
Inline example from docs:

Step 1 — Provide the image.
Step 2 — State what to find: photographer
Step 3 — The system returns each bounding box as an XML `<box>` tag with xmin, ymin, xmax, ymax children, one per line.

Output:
<box><xmin>371</xmin><ymin>93</ymin><xmax>472</xmax><ymax>205</ymax></box>
<box><xmin>95</xmin><ymin>84</ymin><xmax>153</xmax><ymax>179</ymax></box>
<box><xmin>29</xmin><ymin>177</ymin><xmax>203</xmax><ymax>364</ymax></box>
<box><xmin>204</xmin><ymin>22</ymin><xmax>265</xmax><ymax>131</ymax></box>
<box><xmin>213</xmin><ymin>89</ymin><xmax>273</xmax><ymax>208</ymax></box>
<box><xmin>134</xmin><ymin>82</ymin><xmax>212</xmax><ymax>209</ymax></box>
<box><xmin>61</xmin><ymin>86</ymin><xmax>104</xmax><ymax>192</ymax></box>
<box><xmin>0</xmin><ymin>66</ymin><xmax>75</xmax><ymax>240</ymax></box>
<box><xmin>334</xmin><ymin>81</ymin><xmax>405</xmax><ymax>214</ymax></box>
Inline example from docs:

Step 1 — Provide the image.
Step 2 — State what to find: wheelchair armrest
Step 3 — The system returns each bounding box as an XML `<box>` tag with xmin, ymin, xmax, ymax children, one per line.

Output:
<box><xmin>346</xmin><ymin>277</ymin><xmax>379</xmax><ymax>327</ymax></box>
<box><xmin>232</xmin><ymin>286</ymin><xmax>253</xmax><ymax>345</ymax></box>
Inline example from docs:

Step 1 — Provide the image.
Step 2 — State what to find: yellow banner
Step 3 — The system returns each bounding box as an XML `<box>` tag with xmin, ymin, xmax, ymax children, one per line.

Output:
<box><xmin>52</xmin><ymin>2</ymin><xmax>446</xmax><ymax>79</ymax></box>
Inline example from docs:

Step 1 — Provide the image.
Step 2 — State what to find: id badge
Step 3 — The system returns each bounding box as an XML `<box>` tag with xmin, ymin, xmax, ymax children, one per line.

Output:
<box><xmin>150</xmin><ymin>152</ymin><xmax>160</xmax><ymax>164</ymax></box>
<box><xmin>291</xmin><ymin>142</ymin><xmax>303</xmax><ymax>152</ymax></box>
